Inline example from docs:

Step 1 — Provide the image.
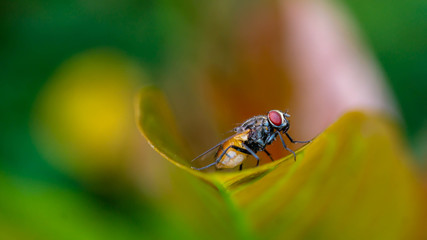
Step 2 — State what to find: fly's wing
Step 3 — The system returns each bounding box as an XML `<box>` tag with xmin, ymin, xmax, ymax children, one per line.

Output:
<box><xmin>191</xmin><ymin>133</ymin><xmax>238</xmax><ymax>170</ymax></box>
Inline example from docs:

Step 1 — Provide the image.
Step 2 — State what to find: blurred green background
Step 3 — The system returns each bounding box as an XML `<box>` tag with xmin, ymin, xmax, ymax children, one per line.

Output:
<box><xmin>0</xmin><ymin>0</ymin><xmax>426</xmax><ymax>239</ymax></box>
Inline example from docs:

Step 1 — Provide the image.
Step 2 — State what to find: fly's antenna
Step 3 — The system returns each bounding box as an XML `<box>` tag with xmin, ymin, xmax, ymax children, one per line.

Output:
<box><xmin>284</xmin><ymin>109</ymin><xmax>291</xmax><ymax>118</ymax></box>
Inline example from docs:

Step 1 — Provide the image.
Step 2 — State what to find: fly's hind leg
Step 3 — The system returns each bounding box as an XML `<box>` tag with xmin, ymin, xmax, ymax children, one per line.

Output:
<box><xmin>240</xmin><ymin>143</ymin><xmax>260</xmax><ymax>166</ymax></box>
<box><xmin>230</xmin><ymin>145</ymin><xmax>261</xmax><ymax>167</ymax></box>
<box><xmin>191</xmin><ymin>145</ymin><xmax>234</xmax><ymax>171</ymax></box>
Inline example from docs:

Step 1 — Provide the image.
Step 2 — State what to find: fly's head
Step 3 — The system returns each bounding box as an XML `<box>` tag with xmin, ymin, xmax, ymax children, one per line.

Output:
<box><xmin>267</xmin><ymin>110</ymin><xmax>290</xmax><ymax>132</ymax></box>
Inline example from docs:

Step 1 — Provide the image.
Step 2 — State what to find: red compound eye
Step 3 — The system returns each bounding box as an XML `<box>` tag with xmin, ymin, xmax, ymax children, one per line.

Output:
<box><xmin>268</xmin><ymin>110</ymin><xmax>283</xmax><ymax>127</ymax></box>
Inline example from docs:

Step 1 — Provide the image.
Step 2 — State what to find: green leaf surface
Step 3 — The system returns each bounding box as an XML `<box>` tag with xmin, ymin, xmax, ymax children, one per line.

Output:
<box><xmin>137</xmin><ymin>86</ymin><xmax>426</xmax><ymax>239</ymax></box>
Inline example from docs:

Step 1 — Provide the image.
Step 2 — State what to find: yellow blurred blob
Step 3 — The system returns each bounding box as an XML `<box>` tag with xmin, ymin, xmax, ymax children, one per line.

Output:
<box><xmin>32</xmin><ymin>48</ymin><xmax>144</xmax><ymax>184</ymax></box>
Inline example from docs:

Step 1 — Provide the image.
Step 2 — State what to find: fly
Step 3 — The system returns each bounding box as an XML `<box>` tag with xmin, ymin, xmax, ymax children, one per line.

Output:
<box><xmin>191</xmin><ymin>110</ymin><xmax>311</xmax><ymax>171</ymax></box>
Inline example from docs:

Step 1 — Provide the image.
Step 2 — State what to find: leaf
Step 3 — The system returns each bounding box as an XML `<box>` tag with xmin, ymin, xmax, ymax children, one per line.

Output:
<box><xmin>137</xmin><ymin>86</ymin><xmax>192</xmax><ymax>167</ymax></box>
<box><xmin>137</xmin><ymin>86</ymin><xmax>426</xmax><ymax>239</ymax></box>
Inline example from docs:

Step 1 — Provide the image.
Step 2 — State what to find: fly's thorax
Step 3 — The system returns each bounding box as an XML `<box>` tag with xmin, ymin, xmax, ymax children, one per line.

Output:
<box><xmin>246</xmin><ymin>121</ymin><xmax>274</xmax><ymax>150</ymax></box>
<box><xmin>232</xmin><ymin>116</ymin><xmax>273</xmax><ymax>152</ymax></box>
<box><xmin>239</xmin><ymin>116</ymin><xmax>268</xmax><ymax>130</ymax></box>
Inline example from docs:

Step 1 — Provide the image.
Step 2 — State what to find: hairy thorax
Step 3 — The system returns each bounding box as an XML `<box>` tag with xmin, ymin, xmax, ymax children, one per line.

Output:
<box><xmin>235</xmin><ymin>116</ymin><xmax>275</xmax><ymax>152</ymax></box>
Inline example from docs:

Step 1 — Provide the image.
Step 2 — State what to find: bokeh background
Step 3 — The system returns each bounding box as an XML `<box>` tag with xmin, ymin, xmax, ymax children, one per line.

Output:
<box><xmin>0</xmin><ymin>0</ymin><xmax>426</xmax><ymax>239</ymax></box>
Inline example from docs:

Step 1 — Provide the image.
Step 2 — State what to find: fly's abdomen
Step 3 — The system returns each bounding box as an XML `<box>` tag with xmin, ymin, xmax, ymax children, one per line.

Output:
<box><xmin>216</xmin><ymin>148</ymin><xmax>248</xmax><ymax>168</ymax></box>
<box><xmin>215</xmin><ymin>131</ymin><xmax>250</xmax><ymax>169</ymax></box>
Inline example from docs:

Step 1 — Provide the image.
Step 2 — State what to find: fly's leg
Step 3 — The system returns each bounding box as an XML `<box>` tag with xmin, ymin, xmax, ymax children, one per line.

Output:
<box><xmin>266</xmin><ymin>131</ymin><xmax>278</xmax><ymax>143</ymax></box>
<box><xmin>191</xmin><ymin>145</ymin><xmax>234</xmax><ymax>170</ymax></box>
<box><xmin>240</xmin><ymin>143</ymin><xmax>260</xmax><ymax>166</ymax></box>
<box><xmin>263</xmin><ymin>131</ymin><xmax>278</xmax><ymax>162</ymax></box>
<box><xmin>263</xmin><ymin>149</ymin><xmax>274</xmax><ymax>162</ymax></box>
<box><xmin>229</xmin><ymin>145</ymin><xmax>260</xmax><ymax>167</ymax></box>
<box><xmin>278</xmin><ymin>133</ymin><xmax>297</xmax><ymax>161</ymax></box>
<box><xmin>229</xmin><ymin>146</ymin><xmax>255</xmax><ymax>168</ymax></box>
<box><xmin>191</xmin><ymin>133</ymin><xmax>240</xmax><ymax>163</ymax></box>
<box><xmin>222</xmin><ymin>146</ymin><xmax>233</xmax><ymax>159</ymax></box>
<box><xmin>285</xmin><ymin>132</ymin><xmax>311</xmax><ymax>144</ymax></box>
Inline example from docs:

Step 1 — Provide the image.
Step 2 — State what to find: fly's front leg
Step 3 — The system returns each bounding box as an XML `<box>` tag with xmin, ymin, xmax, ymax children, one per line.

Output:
<box><xmin>266</xmin><ymin>131</ymin><xmax>279</xmax><ymax>143</ymax></box>
<box><xmin>278</xmin><ymin>133</ymin><xmax>297</xmax><ymax>161</ymax></box>
<box><xmin>262</xmin><ymin>132</ymin><xmax>277</xmax><ymax>162</ymax></box>
<box><xmin>285</xmin><ymin>132</ymin><xmax>311</xmax><ymax>144</ymax></box>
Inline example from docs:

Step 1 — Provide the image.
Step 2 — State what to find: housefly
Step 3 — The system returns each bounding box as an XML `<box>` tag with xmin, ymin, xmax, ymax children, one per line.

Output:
<box><xmin>191</xmin><ymin>110</ymin><xmax>311</xmax><ymax>171</ymax></box>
